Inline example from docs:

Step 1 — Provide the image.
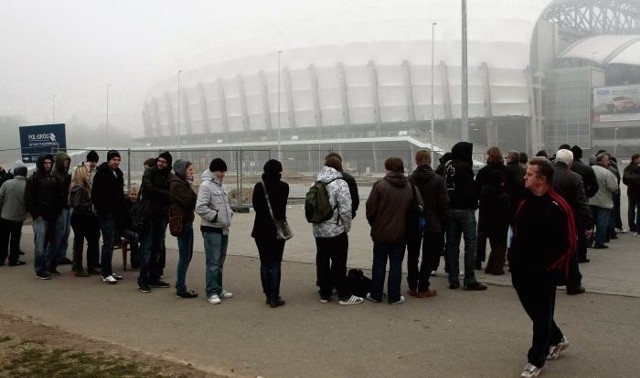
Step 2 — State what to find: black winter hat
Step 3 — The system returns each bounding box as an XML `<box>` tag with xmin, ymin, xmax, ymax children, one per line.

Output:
<box><xmin>158</xmin><ymin>151</ymin><xmax>173</xmax><ymax>166</ymax></box>
<box><xmin>86</xmin><ymin>150</ymin><xmax>99</xmax><ymax>163</ymax></box>
<box><xmin>263</xmin><ymin>159</ymin><xmax>283</xmax><ymax>174</ymax></box>
<box><xmin>107</xmin><ymin>150</ymin><xmax>120</xmax><ymax>162</ymax></box>
<box><xmin>209</xmin><ymin>158</ymin><xmax>227</xmax><ymax>172</ymax></box>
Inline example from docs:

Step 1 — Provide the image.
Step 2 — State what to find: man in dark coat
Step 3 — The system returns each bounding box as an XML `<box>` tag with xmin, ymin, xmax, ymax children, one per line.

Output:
<box><xmin>622</xmin><ymin>153</ymin><xmax>640</xmax><ymax>232</ymax></box>
<box><xmin>505</xmin><ymin>150</ymin><xmax>526</xmax><ymax>207</ymax></box>
<box><xmin>407</xmin><ymin>149</ymin><xmax>448</xmax><ymax>298</ymax></box>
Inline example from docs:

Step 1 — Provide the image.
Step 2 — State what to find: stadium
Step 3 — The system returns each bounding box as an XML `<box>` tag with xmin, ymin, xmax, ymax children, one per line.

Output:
<box><xmin>138</xmin><ymin>0</ymin><xmax>640</xmax><ymax>173</ymax></box>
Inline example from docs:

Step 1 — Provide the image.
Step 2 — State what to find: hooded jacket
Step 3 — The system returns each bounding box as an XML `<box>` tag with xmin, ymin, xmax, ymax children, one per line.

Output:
<box><xmin>409</xmin><ymin>164</ymin><xmax>449</xmax><ymax>233</ymax></box>
<box><xmin>91</xmin><ymin>162</ymin><xmax>126</xmax><ymax>219</ymax></box>
<box><xmin>169</xmin><ymin>170</ymin><xmax>197</xmax><ymax>225</ymax></box>
<box><xmin>196</xmin><ymin>169</ymin><xmax>233</xmax><ymax>234</ymax></box>
<box><xmin>571</xmin><ymin>159</ymin><xmax>599</xmax><ymax>198</ymax></box>
<box><xmin>312</xmin><ymin>166</ymin><xmax>352</xmax><ymax>238</ymax></box>
<box><xmin>251</xmin><ymin>172</ymin><xmax>290</xmax><ymax>240</ymax></box>
<box><xmin>622</xmin><ymin>163</ymin><xmax>640</xmax><ymax>196</ymax></box>
<box><xmin>53</xmin><ymin>151</ymin><xmax>71</xmax><ymax>209</ymax></box>
<box><xmin>590</xmin><ymin>164</ymin><xmax>618</xmax><ymax>209</ymax></box>
<box><xmin>25</xmin><ymin>154</ymin><xmax>62</xmax><ymax>220</ymax></box>
<box><xmin>366</xmin><ymin>171</ymin><xmax>414</xmax><ymax>244</ymax></box>
<box><xmin>140</xmin><ymin>165</ymin><xmax>171</xmax><ymax>217</ymax></box>
<box><xmin>447</xmin><ymin>142</ymin><xmax>478</xmax><ymax>210</ymax></box>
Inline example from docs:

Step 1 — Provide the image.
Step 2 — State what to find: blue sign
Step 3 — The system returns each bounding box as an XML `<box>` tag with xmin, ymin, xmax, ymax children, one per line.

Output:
<box><xmin>19</xmin><ymin>123</ymin><xmax>67</xmax><ymax>163</ymax></box>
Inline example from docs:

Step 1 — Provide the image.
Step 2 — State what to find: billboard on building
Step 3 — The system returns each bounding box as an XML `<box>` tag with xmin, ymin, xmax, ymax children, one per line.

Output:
<box><xmin>593</xmin><ymin>85</ymin><xmax>640</xmax><ymax>122</ymax></box>
<box><xmin>19</xmin><ymin>123</ymin><xmax>67</xmax><ymax>163</ymax></box>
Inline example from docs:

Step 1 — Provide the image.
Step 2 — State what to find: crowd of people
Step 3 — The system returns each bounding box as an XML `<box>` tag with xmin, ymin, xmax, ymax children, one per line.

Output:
<box><xmin>1</xmin><ymin>143</ymin><xmax>638</xmax><ymax>377</ymax></box>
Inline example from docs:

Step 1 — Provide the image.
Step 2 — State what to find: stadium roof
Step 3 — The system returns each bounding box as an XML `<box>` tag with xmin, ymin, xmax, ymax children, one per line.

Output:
<box><xmin>559</xmin><ymin>34</ymin><xmax>640</xmax><ymax>66</ymax></box>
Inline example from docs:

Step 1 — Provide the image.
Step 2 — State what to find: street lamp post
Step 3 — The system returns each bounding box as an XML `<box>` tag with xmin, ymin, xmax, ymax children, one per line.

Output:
<box><xmin>461</xmin><ymin>0</ymin><xmax>469</xmax><ymax>141</ymax></box>
<box><xmin>177</xmin><ymin>70</ymin><xmax>182</xmax><ymax>148</ymax></box>
<box><xmin>614</xmin><ymin>127</ymin><xmax>619</xmax><ymax>156</ymax></box>
<box><xmin>277</xmin><ymin>51</ymin><xmax>282</xmax><ymax>161</ymax></box>
<box><xmin>52</xmin><ymin>95</ymin><xmax>56</xmax><ymax>123</ymax></box>
<box><xmin>431</xmin><ymin>22</ymin><xmax>437</xmax><ymax>152</ymax></box>
<box><xmin>106</xmin><ymin>83</ymin><xmax>110</xmax><ymax>149</ymax></box>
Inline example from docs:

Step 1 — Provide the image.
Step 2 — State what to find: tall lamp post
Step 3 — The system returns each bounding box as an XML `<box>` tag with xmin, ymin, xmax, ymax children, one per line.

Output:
<box><xmin>106</xmin><ymin>83</ymin><xmax>110</xmax><ymax>149</ymax></box>
<box><xmin>431</xmin><ymin>22</ymin><xmax>437</xmax><ymax>152</ymax></box>
<box><xmin>277</xmin><ymin>50</ymin><xmax>282</xmax><ymax>161</ymax></box>
<box><xmin>52</xmin><ymin>95</ymin><xmax>56</xmax><ymax>123</ymax></box>
<box><xmin>614</xmin><ymin>127</ymin><xmax>619</xmax><ymax>156</ymax></box>
<box><xmin>461</xmin><ymin>0</ymin><xmax>469</xmax><ymax>141</ymax></box>
<box><xmin>177</xmin><ymin>70</ymin><xmax>182</xmax><ymax>148</ymax></box>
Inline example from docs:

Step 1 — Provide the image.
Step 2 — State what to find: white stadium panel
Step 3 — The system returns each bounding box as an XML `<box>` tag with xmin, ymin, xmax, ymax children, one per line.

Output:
<box><xmin>381</xmin><ymin>105</ymin><xmax>410</xmax><ymax>123</ymax></box>
<box><xmin>379</xmin><ymin>86</ymin><xmax>408</xmax><ymax>107</ymax></box>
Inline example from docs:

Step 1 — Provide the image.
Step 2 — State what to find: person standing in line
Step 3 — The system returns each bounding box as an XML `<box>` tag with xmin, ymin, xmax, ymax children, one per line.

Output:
<box><xmin>121</xmin><ymin>185</ymin><xmax>141</xmax><ymax>270</ymax></box>
<box><xmin>479</xmin><ymin>171</ymin><xmax>513</xmax><ymax>275</ymax></box>
<box><xmin>51</xmin><ymin>151</ymin><xmax>73</xmax><ymax>266</ymax></box>
<box><xmin>196</xmin><ymin>158</ymin><xmax>234</xmax><ymax>305</ymax></box>
<box><xmin>509</xmin><ymin>157</ymin><xmax>576</xmax><ymax>378</ymax></box>
<box><xmin>84</xmin><ymin>150</ymin><xmax>100</xmax><ymax>184</ymax></box>
<box><xmin>0</xmin><ymin>162</ymin><xmax>28</xmax><ymax>266</ymax></box>
<box><xmin>169</xmin><ymin>159</ymin><xmax>198</xmax><ymax>299</ymax></box>
<box><xmin>569</xmin><ymin>145</ymin><xmax>599</xmax><ymax>263</ymax></box>
<box><xmin>589</xmin><ymin>153</ymin><xmax>618</xmax><ymax>249</ymax></box>
<box><xmin>25</xmin><ymin>154</ymin><xmax>63</xmax><ymax>280</ymax></box>
<box><xmin>137</xmin><ymin>151</ymin><xmax>173</xmax><ymax>293</ymax></box>
<box><xmin>366</xmin><ymin>157</ymin><xmax>417</xmax><ymax>305</ymax></box>
<box><xmin>406</xmin><ymin>150</ymin><xmax>448</xmax><ymax>298</ymax></box>
<box><xmin>91</xmin><ymin>150</ymin><xmax>126</xmax><ymax>284</ymax></box>
<box><xmin>68</xmin><ymin>165</ymin><xmax>100</xmax><ymax>277</ymax></box>
<box><xmin>251</xmin><ymin>159</ymin><xmax>289</xmax><ymax>308</ymax></box>
<box><xmin>622</xmin><ymin>153</ymin><xmax>640</xmax><ymax>234</ymax></box>
<box><xmin>313</xmin><ymin>157</ymin><xmax>362</xmax><ymax>305</ymax></box>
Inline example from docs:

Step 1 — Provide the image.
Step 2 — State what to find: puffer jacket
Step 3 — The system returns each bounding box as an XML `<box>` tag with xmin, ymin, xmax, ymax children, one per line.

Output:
<box><xmin>312</xmin><ymin>166</ymin><xmax>352</xmax><ymax>238</ymax></box>
<box><xmin>366</xmin><ymin>171</ymin><xmax>414</xmax><ymax>245</ymax></box>
<box><xmin>196</xmin><ymin>169</ymin><xmax>233</xmax><ymax>234</ymax></box>
<box><xmin>590</xmin><ymin>165</ymin><xmax>618</xmax><ymax>209</ymax></box>
<box><xmin>25</xmin><ymin>154</ymin><xmax>62</xmax><ymax>220</ymax></box>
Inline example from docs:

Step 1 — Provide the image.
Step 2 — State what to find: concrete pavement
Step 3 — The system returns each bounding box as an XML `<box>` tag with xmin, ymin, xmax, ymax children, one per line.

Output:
<box><xmin>0</xmin><ymin>208</ymin><xmax>639</xmax><ymax>377</ymax></box>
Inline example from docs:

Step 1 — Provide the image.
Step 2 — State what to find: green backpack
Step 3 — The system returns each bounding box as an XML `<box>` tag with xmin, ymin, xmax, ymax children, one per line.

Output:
<box><xmin>305</xmin><ymin>178</ymin><xmax>338</xmax><ymax>223</ymax></box>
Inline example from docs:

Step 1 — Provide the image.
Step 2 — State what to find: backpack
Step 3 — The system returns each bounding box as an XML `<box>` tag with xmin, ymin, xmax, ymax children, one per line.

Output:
<box><xmin>305</xmin><ymin>178</ymin><xmax>338</xmax><ymax>223</ymax></box>
<box><xmin>406</xmin><ymin>184</ymin><xmax>427</xmax><ymax>237</ymax></box>
<box><xmin>347</xmin><ymin>268</ymin><xmax>372</xmax><ymax>297</ymax></box>
<box><xmin>444</xmin><ymin>160</ymin><xmax>456</xmax><ymax>192</ymax></box>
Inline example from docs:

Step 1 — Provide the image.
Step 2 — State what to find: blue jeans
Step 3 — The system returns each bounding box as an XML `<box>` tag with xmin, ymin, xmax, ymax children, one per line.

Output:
<box><xmin>176</xmin><ymin>223</ymin><xmax>194</xmax><ymax>293</ymax></box>
<box><xmin>590</xmin><ymin>205</ymin><xmax>611</xmax><ymax>247</ymax></box>
<box><xmin>370</xmin><ymin>242</ymin><xmax>405</xmax><ymax>303</ymax></box>
<box><xmin>202</xmin><ymin>229</ymin><xmax>228</xmax><ymax>298</ymax></box>
<box><xmin>33</xmin><ymin>217</ymin><xmax>61</xmax><ymax>274</ymax></box>
<box><xmin>256</xmin><ymin>238</ymin><xmax>285</xmax><ymax>302</ymax></box>
<box><xmin>138</xmin><ymin>217</ymin><xmax>168</xmax><ymax>286</ymax></box>
<box><xmin>445</xmin><ymin>209</ymin><xmax>478</xmax><ymax>285</ymax></box>
<box><xmin>97</xmin><ymin>214</ymin><xmax>116</xmax><ymax>277</ymax></box>
<box><xmin>628</xmin><ymin>193</ymin><xmax>640</xmax><ymax>231</ymax></box>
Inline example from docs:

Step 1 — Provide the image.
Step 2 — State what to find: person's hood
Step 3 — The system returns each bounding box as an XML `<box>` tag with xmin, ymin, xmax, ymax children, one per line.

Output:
<box><xmin>35</xmin><ymin>154</ymin><xmax>54</xmax><ymax>175</ymax></box>
<box><xmin>316</xmin><ymin>166</ymin><xmax>342</xmax><ymax>183</ymax></box>
<box><xmin>411</xmin><ymin>165</ymin><xmax>435</xmax><ymax>183</ymax></box>
<box><xmin>201</xmin><ymin>168</ymin><xmax>213</xmax><ymax>182</ymax></box>
<box><xmin>53</xmin><ymin>151</ymin><xmax>70</xmax><ymax>176</ymax></box>
<box><xmin>384</xmin><ymin>171</ymin><xmax>409</xmax><ymax>188</ymax></box>
<box><xmin>96</xmin><ymin>161</ymin><xmax>112</xmax><ymax>173</ymax></box>
<box><xmin>173</xmin><ymin>159</ymin><xmax>188</xmax><ymax>178</ymax></box>
<box><xmin>451</xmin><ymin>142</ymin><xmax>473</xmax><ymax>164</ymax></box>
<box><xmin>439</xmin><ymin>152</ymin><xmax>452</xmax><ymax>165</ymax></box>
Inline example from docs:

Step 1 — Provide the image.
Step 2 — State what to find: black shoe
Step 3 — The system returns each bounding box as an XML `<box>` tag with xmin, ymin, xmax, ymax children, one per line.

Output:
<box><xmin>177</xmin><ymin>291</ymin><xmax>198</xmax><ymax>299</ymax></box>
<box><xmin>149</xmin><ymin>280</ymin><xmax>170</xmax><ymax>288</ymax></box>
<box><xmin>463</xmin><ymin>282</ymin><xmax>488</xmax><ymax>291</ymax></box>
<box><xmin>9</xmin><ymin>260</ymin><xmax>26</xmax><ymax>266</ymax></box>
<box><xmin>139</xmin><ymin>285</ymin><xmax>151</xmax><ymax>293</ymax></box>
<box><xmin>593</xmin><ymin>245</ymin><xmax>609</xmax><ymax>249</ymax></box>
<box><xmin>449</xmin><ymin>281</ymin><xmax>460</xmax><ymax>290</ymax></box>
<box><xmin>19</xmin><ymin>250</ymin><xmax>25</xmax><ymax>255</ymax></box>
<box><xmin>269</xmin><ymin>298</ymin><xmax>286</xmax><ymax>308</ymax></box>
<box><xmin>567</xmin><ymin>286</ymin><xmax>586</xmax><ymax>295</ymax></box>
<box><xmin>578</xmin><ymin>258</ymin><xmax>590</xmax><ymax>263</ymax></box>
<box><xmin>87</xmin><ymin>268</ymin><xmax>101</xmax><ymax>275</ymax></box>
<box><xmin>35</xmin><ymin>271</ymin><xmax>52</xmax><ymax>280</ymax></box>
<box><xmin>58</xmin><ymin>257</ymin><xmax>73</xmax><ymax>265</ymax></box>
<box><xmin>48</xmin><ymin>269</ymin><xmax>61</xmax><ymax>276</ymax></box>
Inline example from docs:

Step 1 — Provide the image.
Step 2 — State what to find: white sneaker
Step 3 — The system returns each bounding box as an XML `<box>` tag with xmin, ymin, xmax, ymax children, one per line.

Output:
<box><xmin>520</xmin><ymin>363</ymin><xmax>542</xmax><ymax>377</ymax></box>
<box><xmin>111</xmin><ymin>273</ymin><xmax>123</xmax><ymax>280</ymax></box>
<box><xmin>547</xmin><ymin>336</ymin><xmax>569</xmax><ymax>360</ymax></box>
<box><xmin>615</xmin><ymin>228</ymin><xmax>628</xmax><ymax>233</ymax></box>
<box><xmin>338</xmin><ymin>295</ymin><xmax>363</xmax><ymax>306</ymax></box>
<box><xmin>208</xmin><ymin>294</ymin><xmax>221</xmax><ymax>304</ymax></box>
<box><xmin>391</xmin><ymin>295</ymin><xmax>405</xmax><ymax>305</ymax></box>
<box><xmin>102</xmin><ymin>275</ymin><xmax>117</xmax><ymax>284</ymax></box>
<box><xmin>366</xmin><ymin>293</ymin><xmax>381</xmax><ymax>303</ymax></box>
<box><xmin>221</xmin><ymin>290</ymin><xmax>233</xmax><ymax>299</ymax></box>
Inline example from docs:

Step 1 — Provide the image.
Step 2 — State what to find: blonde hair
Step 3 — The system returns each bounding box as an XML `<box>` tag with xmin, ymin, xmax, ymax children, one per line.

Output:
<box><xmin>69</xmin><ymin>165</ymin><xmax>91</xmax><ymax>202</ymax></box>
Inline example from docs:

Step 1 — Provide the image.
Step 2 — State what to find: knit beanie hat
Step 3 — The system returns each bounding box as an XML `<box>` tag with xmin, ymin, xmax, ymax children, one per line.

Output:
<box><xmin>263</xmin><ymin>159</ymin><xmax>283</xmax><ymax>174</ymax></box>
<box><xmin>173</xmin><ymin>159</ymin><xmax>189</xmax><ymax>177</ymax></box>
<box><xmin>107</xmin><ymin>150</ymin><xmax>121</xmax><ymax>162</ymax></box>
<box><xmin>209</xmin><ymin>158</ymin><xmax>227</xmax><ymax>172</ymax></box>
<box><xmin>86</xmin><ymin>150</ymin><xmax>99</xmax><ymax>163</ymax></box>
<box><xmin>158</xmin><ymin>151</ymin><xmax>173</xmax><ymax>167</ymax></box>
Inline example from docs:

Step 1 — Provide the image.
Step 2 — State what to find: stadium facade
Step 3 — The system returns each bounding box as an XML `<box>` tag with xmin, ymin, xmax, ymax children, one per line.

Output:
<box><xmin>138</xmin><ymin>0</ymin><xmax>640</xmax><ymax>172</ymax></box>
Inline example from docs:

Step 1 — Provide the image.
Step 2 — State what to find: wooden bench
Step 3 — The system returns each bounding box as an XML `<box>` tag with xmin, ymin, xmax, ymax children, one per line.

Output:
<box><xmin>113</xmin><ymin>237</ymin><xmax>132</xmax><ymax>271</ymax></box>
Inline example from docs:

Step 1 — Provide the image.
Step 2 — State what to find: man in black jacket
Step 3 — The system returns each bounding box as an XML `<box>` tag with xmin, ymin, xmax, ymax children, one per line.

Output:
<box><xmin>509</xmin><ymin>157</ymin><xmax>575</xmax><ymax>378</ymax></box>
<box><xmin>570</xmin><ymin>145</ymin><xmax>598</xmax><ymax>263</ymax></box>
<box><xmin>622</xmin><ymin>153</ymin><xmax>640</xmax><ymax>232</ymax></box>
<box><xmin>407</xmin><ymin>150</ymin><xmax>448</xmax><ymax>298</ymax></box>
<box><xmin>25</xmin><ymin>154</ymin><xmax>63</xmax><ymax>280</ymax></box>
<box><xmin>444</xmin><ymin>142</ymin><xmax>486</xmax><ymax>291</ymax></box>
<box><xmin>92</xmin><ymin>150</ymin><xmax>126</xmax><ymax>284</ymax></box>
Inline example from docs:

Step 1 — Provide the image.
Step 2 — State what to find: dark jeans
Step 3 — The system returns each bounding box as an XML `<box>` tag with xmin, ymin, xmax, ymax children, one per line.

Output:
<box><xmin>406</xmin><ymin>232</ymin><xmax>442</xmax><ymax>291</ymax></box>
<box><xmin>484</xmin><ymin>229</ymin><xmax>508</xmax><ymax>274</ymax></box>
<box><xmin>628</xmin><ymin>193</ymin><xmax>640</xmax><ymax>232</ymax></box>
<box><xmin>138</xmin><ymin>217</ymin><xmax>167</xmax><ymax>286</ymax></box>
<box><xmin>613</xmin><ymin>192</ymin><xmax>622</xmax><ymax>229</ymax></box>
<box><xmin>97</xmin><ymin>214</ymin><xmax>116</xmax><ymax>277</ymax></box>
<box><xmin>255</xmin><ymin>237</ymin><xmax>286</xmax><ymax>302</ymax></box>
<box><xmin>315</xmin><ymin>232</ymin><xmax>349</xmax><ymax>300</ymax></box>
<box><xmin>445</xmin><ymin>209</ymin><xmax>478</xmax><ymax>285</ymax></box>
<box><xmin>576</xmin><ymin>217</ymin><xmax>588</xmax><ymax>261</ymax></box>
<box><xmin>0</xmin><ymin>218</ymin><xmax>23</xmax><ymax>265</ymax></box>
<box><xmin>70</xmin><ymin>213</ymin><xmax>100</xmax><ymax>270</ymax></box>
<box><xmin>121</xmin><ymin>229</ymin><xmax>140</xmax><ymax>268</ymax></box>
<box><xmin>590</xmin><ymin>205</ymin><xmax>611</xmax><ymax>247</ymax></box>
<box><xmin>371</xmin><ymin>242</ymin><xmax>406</xmax><ymax>303</ymax></box>
<box><xmin>176</xmin><ymin>222</ymin><xmax>194</xmax><ymax>293</ymax></box>
<box><xmin>512</xmin><ymin>272</ymin><xmax>564</xmax><ymax>368</ymax></box>
<box><xmin>33</xmin><ymin>216</ymin><xmax>61</xmax><ymax>274</ymax></box>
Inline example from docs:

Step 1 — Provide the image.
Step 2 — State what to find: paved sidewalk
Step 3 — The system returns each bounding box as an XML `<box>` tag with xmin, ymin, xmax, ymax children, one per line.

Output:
<box><xmin>0</xmin><ymin>209</ymin><xmax>638</xmax><ymax>377</ymax></box>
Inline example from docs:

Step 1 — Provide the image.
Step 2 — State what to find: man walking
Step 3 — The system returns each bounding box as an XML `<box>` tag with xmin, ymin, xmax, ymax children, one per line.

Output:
<box><xmin>509</xmin><ymin>157</ymin><xmax>576</xmax><ymax>378</ymax></box>
<box><xmin>91</xmin><ymin>150</ymin><xmax>126</xmax><ymax>284</ymax></box>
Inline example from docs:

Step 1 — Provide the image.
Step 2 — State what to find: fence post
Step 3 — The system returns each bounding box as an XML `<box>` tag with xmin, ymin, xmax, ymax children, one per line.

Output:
<box><xmin>127</xmin><ymin>148</ymin><xmax>131</xmax><ymax>189</ymax></box>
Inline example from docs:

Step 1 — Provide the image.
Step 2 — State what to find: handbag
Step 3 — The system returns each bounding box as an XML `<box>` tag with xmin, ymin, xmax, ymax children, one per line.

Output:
<box><xmin>169</xmin><ymin>214</ymin><xmax>183</xmax><ymax>237</ymax></box>
<box><xmin>261</xmin><ymin>181</ymin><xmax>293</xmax><ymax>240</ymax></box>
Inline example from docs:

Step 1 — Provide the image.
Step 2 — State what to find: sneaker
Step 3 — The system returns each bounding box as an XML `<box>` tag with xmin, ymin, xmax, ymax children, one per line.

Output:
<box><xmin>520</xmin><ymin>363</ymin><xmax>542</xmax><ymax>377</ymax></box>
<box><xmin>463</xmin><ymin>282</ymin><xmax>488</xmax><ymax>291</ymax></box>
<box><xmin>615</xmin><ymin>227</ymin><xmax>628</xmax><ymax>234</ymax></box>
<box><xmin>110</xmin><ymin>273</ymin><xmax>123</xmax><ymax>280</ymax></box>
<box><xmin>177</xmin><ymin>290</ymin><xmax>198</xmax><ymax>299</ymax></box>
<box><xmin>48</xmin><ymin>269</ymin><xmax>61</xmax><ymax>276</ymax></box>
<box><xmin>208</xmin><ymin>294</ymin><xmax>221</xmax><ymax>304</ymax></box>
<box><xmin>338</xmin><ymin>295</ymin><xmax>364</xmax><ymax>306</ymax></box>
<box><xmin>87</xmin><ymin>268</ymin><xmax>101</xmax><ymax>275</ymax></box>
<box><xmin>102</xmin><ymin>275</ymin><xmax>118</xmax><ymax>284</ymax></box>
<box><xmin>319</xmin><ymin>297</ymin><xmax>330</xmax><ymax>304</ymax></box>
<box><xmin>35</xmin><ymin>271</ymin><xmax>52</xmax><ymax>280</ymax></box>
<box><xmin>547</xmin><ymin>336</ymin><xmax>569</xmax><ymax>360</ymax></box>
<box><xmin>138</xmin><ymin>285</ymin><xmax>151</xmax><ymax>293</ymax></box>
<box><xmin>149</xmin><ymin>280</ymin><xmax>170</xmax><ymax>288</ymax></box>
<box><xmin>366</xmin><ymin>293</ymin><xmax>381</xmax><ymax>303</ymax></box>
<box><xmin>416</xmin><ymin>289</ymin><xmax>438</xmax><ymax>298</ymax></box>
<box><xmin>390</xmin><ymin>296</ymin><xmax>405</xmax><ymax>305</ymax></box>
<box><xmin>221</xmin><ymin>290</ymin><xmax>233</xmax><ymax>299</ymax></box>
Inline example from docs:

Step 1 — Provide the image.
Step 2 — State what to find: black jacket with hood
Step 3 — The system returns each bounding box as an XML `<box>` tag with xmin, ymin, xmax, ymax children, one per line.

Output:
<box><xmin>53</xmin><ymin>151</ymin><xmax>71</xmax><ymax>209</ymax></box>
<box><xmin>409</xmin><ymin>164</ymin><xmax>449</xmax><ymax>233</ymax></box>
<box><xmin>447</xmin><ymin>142</ymin><xmax>478</xmax><ymax>210</ymax></box>
<box><xmin>91</xmin><ymin>162</ymin><xmax>126</xmax><ymax>219</ymax></box>
<box><xmin>25</xmin><ymin>154</ymin><xmax>62</xmax><ymax>220</ymax></box>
